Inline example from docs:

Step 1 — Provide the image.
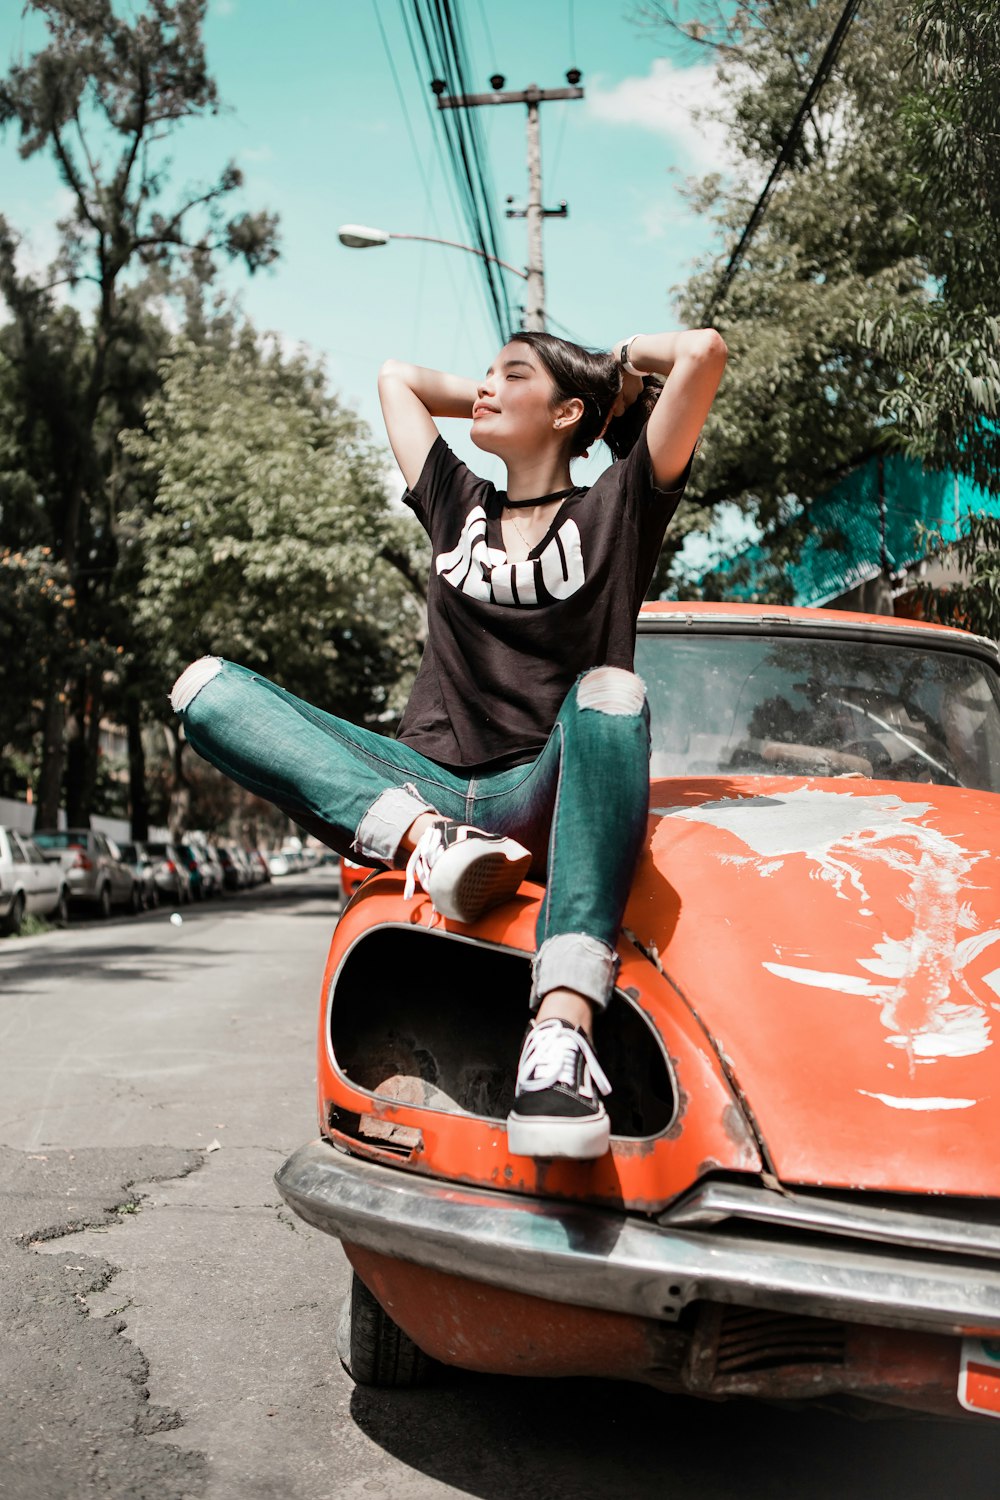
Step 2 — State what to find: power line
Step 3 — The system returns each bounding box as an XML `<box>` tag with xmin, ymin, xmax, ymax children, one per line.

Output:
<box><xmin>369</xmin><ymin>0</ymin><xmax>439</xmax><ymax>230</ymax></box>
<box><xmin>390</xmin><ymin>0</ymin><xmax>489</xmax><ymax>318</ymax></box>
<box><xmin>406</xmin><ymin>0</ymin><xmax>515</xmax><ymax>339</ymax></box>
<box><xmin>704</xmin><ymin>0</ymin><xmax>864</xmax><ymax>324</ymax></box>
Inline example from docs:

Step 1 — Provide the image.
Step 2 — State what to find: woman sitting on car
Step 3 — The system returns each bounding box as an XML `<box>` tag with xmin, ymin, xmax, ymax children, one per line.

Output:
<box><xmin>170</xmin><ymin>328</ymin><xmax>726</xmax><ymax>1161</ymax></box>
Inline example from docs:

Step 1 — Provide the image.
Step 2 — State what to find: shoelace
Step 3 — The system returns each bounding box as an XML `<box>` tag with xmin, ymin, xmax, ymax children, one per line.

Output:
<box><xmin>517</xmin><ymin>1021</ymin><xmax>612</xmax><ymax>1100</ymax></box>
<box><xmin>403</xmin><ymin>820</ymin><xmax>448</xmax><ymax>901</ymax></box>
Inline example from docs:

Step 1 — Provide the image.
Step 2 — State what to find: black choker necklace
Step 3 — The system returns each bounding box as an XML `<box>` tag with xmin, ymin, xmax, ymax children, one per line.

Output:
<box><xmin>501</xmin><ymin>486</ymin><xmax>576</xmax><ymax>510</ymax></box>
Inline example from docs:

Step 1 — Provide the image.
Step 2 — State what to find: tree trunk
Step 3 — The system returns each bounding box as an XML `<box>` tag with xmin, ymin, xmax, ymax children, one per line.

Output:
<box><xmin>127</xmin><ymin>696</ymin><xmax>149</xmax><ymax>840</ymax></box>
<box><xmin>165</xmin><ymin>725</ymin><xmax>190</xmax><ymax>841</ymax></box>
<box><xmin>64</xmin><ymin>671</ymin><xmax>89</xmax><ymax>828</ymax></box>
<box><xmin>36</xmin><ymin>679</ymin><xmax>66</xmax><ymax>829</ymax></box>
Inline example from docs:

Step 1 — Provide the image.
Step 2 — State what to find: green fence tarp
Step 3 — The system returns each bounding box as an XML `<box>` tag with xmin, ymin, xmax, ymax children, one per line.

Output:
<box><xmin>708</xmin><ymin>455</ymin><xmax>1000</xmax><ymax>607</ymax></box>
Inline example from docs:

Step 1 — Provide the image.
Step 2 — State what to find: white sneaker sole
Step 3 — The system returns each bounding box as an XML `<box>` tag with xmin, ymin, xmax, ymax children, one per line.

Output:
<box><xmin>427</xmin><ymin>838</ymin><xmax>531</xmax><ymax>924</ymax></box>
<box><xmin>506</xmin><ymin>1108</ymin><xmax>611</xmax><ymax>1160</ymax></box>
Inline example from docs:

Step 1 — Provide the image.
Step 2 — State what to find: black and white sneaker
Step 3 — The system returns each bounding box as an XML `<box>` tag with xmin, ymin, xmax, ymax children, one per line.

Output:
<box><xmin>403</xmin><ymin>818</ymin><xmax>531</xmax><ymax>924</ymax></box>
<box><xmin>506</xmin><ymin>1018</ymin><xmax>612</xmax><ymax>1160</ymax></box>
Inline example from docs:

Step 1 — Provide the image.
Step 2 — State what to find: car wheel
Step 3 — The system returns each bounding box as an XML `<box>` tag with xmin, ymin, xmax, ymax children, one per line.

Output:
<box><xmin>337</xmin><ymin>1271</ymin><xmax>433</xmax><ymax>1389</ymax></box>
<box><xmin>129</xmin><ymin>884</ymin><xmax>143</xmax><ymax>916</ymax></box>
<box><xmin>54</xmin><ymin>888</ymin><xmax>70</xmax><ymax>927</ymax></box>
<box><xmin>148</xmin><ymin>885</ymin><xmax>160</xmax><ymax>910</ymax></box>
<box><xmin>2</xmin><ymin>893</ymin><xmax>26</xmax><ymax>937</ymax></box>
<box><xmin>96</xmin><ymin>884</ymin><xmax>112</xmax><ymax>921</ymax></box>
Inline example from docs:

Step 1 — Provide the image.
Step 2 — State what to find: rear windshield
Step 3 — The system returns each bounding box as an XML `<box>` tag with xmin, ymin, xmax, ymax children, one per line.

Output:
<box><xmin>636</xmin><ymin>631</ymin><xmax>1000</xmax><ymax>791</ymax></box>
<box><xmin>120</xmin><ymin>844</ymin><xmax>138</xmax><ymax>861</ymax></box>
<box><xmin>145</xmin><ymin>843</ymin><xmax>169</xmax><ymax>856</ymax></box>
<box><xmin>32</xmin><ymin>831</ymin><xmax>87</xmax><ymax>849</ymax></box>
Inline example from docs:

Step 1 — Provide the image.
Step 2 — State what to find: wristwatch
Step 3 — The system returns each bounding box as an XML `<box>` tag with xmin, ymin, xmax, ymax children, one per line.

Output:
<box><xmin>619</xmin><ymin>336</ymin><xmax>643</xmax><ymax>377</ymax></box>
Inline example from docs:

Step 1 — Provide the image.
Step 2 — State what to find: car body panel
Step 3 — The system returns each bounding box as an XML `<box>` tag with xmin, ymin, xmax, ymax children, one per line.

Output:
<box><xmin>632</xmin><ymin>775</ymin><xmax>1000</xmax><ymax>1196</ymax></box>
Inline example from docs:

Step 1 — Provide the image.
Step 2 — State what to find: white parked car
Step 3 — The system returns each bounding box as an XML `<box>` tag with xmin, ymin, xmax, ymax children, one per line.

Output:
<box><xmin>0</xmin><ymin>827</ymin><xmax>69</xmax><ymax>935</ymax></box>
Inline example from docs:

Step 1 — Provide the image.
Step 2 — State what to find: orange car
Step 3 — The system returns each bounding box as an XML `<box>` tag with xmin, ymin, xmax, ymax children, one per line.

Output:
<box><xmin>277</xmin><ymin>602</ymin><xmax>1000</xmax><ymax>1420</ymax></box>
<box><xmin>339</xmin><ymin>856</ymin><xmax>374</xmax><ymax>904</ymax></box>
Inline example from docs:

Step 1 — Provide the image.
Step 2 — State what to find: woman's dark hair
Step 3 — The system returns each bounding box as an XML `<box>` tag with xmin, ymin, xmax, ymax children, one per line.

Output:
<box><xmin>509</xmin><ymin>329</ymin><xmax>662</xmax><ymax>461</ymax></box>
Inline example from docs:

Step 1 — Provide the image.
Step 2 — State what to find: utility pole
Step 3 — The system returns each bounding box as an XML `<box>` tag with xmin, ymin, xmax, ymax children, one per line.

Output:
<box><xmin>433</xmin><ymin>71</ymin><xmax>584</xmax><ymax>331</ymax></box>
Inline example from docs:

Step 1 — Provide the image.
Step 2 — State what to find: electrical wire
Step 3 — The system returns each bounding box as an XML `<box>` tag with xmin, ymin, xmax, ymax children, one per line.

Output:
<box><xmin>407</xmin><ymin>0</ymin><xmax>515</xmax><ymax>340</ymax></box>
<box><xmin>369</xmin><ymin>0</ymin><xmax>444</xmax><ymax>239</ymax></box>
<box><xmin>704</xmin><ymin>0</ymin><xmax>864</xmax><ymax>323</ymax></box>
<box><xmin>433</xmin><ymin>0</ymin><xmax>514</xmax><ymax>332</ymax></box>
<box><xmin>390</xmin><ymin>0</ymin><xmax>489</xmax><ymax>320</ymax></box>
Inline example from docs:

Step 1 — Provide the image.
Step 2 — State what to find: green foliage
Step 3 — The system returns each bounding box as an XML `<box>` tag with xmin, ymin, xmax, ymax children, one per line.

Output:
<box><xmin>649</xmin><ymin>0</ymin><xmax>1000</xmax><ymax>598</ymax></box>
<box><xmin>0</xmin><ymin>545</ymin><xmax>75</xmax><ymax>754</ymax></box>
<box><xmin>0</xmin><ymin>0</ymin><xmax>280</xmax><ymax>822</ymax></box>
<box><xmin>918</xmin><ymin>514</ymin><xmax>1000</xmax><ymax>640</ymax></box>
<box><xmin>123</xmin><ymin>330</ymin><xmax>428</xmax><ymax>723</ymax></box>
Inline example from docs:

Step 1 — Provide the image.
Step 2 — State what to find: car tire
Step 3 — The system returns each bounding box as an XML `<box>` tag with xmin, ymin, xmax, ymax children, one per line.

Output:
<box><xmin>129</xmin><ymin>884</ymin><xmax>142</xmax><ymax>916</ymax></box>
<box><xmin>337</xmin><ymin>1271</ymin><xmax>433</xmax><ymax>1389</ymax></box>
<box><xmin>54</xmin><ymin>888</ymin><xmax>70</xmax><ymax>927</ymax></box>
<box><xmin>2</xmin><ymin>892</ymin><xmax>26</xmax><ymax>937</ymax></box>
<box><xmin>96</xmin><ymin>884</ymin><xmax>112</xmax><ymax>921</ymax></box>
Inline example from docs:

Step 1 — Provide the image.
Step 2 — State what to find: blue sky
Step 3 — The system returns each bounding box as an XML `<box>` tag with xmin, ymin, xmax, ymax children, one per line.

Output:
<box><xmin>2</xmin><ymin>0</ymin><xmax>733</xmax><ymax>496</ymax></box>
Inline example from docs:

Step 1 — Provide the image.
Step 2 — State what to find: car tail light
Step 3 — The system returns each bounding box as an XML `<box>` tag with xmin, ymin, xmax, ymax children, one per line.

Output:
<box><xmin>69</xmin><ymin>843</ymin><xmax>92</xmax><ymax>871</ymax></box>
<box><xmin>165</xmin><ymin>860</ymin><xmax>176</xmax><ymax>873</ymax></box>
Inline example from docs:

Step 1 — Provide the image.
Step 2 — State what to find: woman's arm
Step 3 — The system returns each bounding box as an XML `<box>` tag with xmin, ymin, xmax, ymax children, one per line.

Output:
<box><xmin>378</xmin><ymin>360</ymin><xmax>479</xmax><ymax>490</ymax></box>
<box><xmin>612</xmin><ymin>331</ymin><xmax>727</xmax><ymax>490</ymax></box>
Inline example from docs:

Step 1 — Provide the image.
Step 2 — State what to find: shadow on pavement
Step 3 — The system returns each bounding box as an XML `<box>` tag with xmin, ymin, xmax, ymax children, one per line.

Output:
<box><xmin>350</xmin><ymin>1372</ymin><xmax>1000</xmax><ymax>1500</ymax></box>
<box><xmin>0</xmin><ymin>942</ymin><xmax>231</xmax><ymax>993</ymax></box>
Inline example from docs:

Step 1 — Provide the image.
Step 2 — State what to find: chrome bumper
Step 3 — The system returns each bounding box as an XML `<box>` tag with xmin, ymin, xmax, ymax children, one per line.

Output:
<box><xmin>275</xmin><ymin>1141</ymin><xmax>1000</xmax><ymax>1337</ymax></box>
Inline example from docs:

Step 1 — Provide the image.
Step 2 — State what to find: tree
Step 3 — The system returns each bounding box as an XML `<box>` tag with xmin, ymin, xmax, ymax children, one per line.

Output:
<box><xmin>640</xmin><ymin>0</ymin><xmax>1000</xmax><ymax>597</ymax></box>
<box><xmin>121</xmin><ymin>329</ymin><xmax>428</xmax><ymax>834</ymax></box>
<box><xmin>861</xmin><ymin>1</ymin><xmax>1000</xmax><ymax>490</ymax></box>
<box><xmin>0</xmin><ymin>0</ymin><xmax>278</xmax><ymax>824</ymax></box>
<box><xmin>918</xmin><ymin>515</ymin><xmax>1000</xmax><ymax>640</ymax></box>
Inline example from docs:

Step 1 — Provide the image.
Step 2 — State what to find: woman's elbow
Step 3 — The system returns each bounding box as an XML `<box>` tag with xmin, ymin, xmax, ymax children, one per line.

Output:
<box><xmin>687</xmin><ymin>328</ymin><xmax>728</xmax><ymax>366</ymax></box>
<box><xmin>378</xmin><ymin>358</ymin><xmax>408</xmax><ymax>388</ymax></box>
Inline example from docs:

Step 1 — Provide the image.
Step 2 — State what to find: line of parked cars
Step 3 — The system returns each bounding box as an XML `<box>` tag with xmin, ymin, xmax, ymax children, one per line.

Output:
<box><xmin>0</xmin><ymin>826</ymin><xmax>276</xmax><ymax>935</ymax></box>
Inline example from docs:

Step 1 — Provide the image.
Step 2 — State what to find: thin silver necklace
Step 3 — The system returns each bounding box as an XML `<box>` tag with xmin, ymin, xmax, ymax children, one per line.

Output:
<box><xmin>506</xmin><ymin>511</ymin><xmax>533</xmax><ymax>551</ymax></box>
<box><xmin>502</xmin><ymin>485</ymin><xmax>575</xmax><ymax>553</ymax></box>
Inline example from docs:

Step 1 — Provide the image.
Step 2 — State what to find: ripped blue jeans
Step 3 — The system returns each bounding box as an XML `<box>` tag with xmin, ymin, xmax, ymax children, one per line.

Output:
<box><xmin>171</xmin><ymin>659</ymin><xmax>651</xmax><ymax>1010</ymax></box>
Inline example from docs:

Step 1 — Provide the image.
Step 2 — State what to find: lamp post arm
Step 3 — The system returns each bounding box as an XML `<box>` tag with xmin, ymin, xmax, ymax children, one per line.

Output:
<box><xmin>387</xmin><ymin>232</ymin><xmax>528</xmax><ymax>281</ymax></box>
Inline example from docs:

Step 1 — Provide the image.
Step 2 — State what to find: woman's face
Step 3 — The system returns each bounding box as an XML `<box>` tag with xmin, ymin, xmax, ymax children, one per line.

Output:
<box><xmin>470</xmin><ymin>341</ymin><xmax>568</xmax><ymax>459</ymax></box>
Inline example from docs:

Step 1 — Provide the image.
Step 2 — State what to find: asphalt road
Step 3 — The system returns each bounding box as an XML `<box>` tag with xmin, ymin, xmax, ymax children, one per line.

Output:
<box><xmin>3</xmin><ymin>874</ymin><xmax>1000</xmax><ymax>1500</ymax></box>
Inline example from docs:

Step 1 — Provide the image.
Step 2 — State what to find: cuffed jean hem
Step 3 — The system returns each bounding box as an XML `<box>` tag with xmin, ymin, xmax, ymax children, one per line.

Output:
<box><xmin>530</xmin><ymin>932</ymin><xmax>620</xmax><ymax>1013</ymax></box>
<box><xmin>354</xmin><ymin>783</ymin><xmax>436</xmax><ymax>865</ymax></box>
<box><xmin>170</xmin><ymin>656</ymin><xmax>223</xmax><ymax>713</ymax></box>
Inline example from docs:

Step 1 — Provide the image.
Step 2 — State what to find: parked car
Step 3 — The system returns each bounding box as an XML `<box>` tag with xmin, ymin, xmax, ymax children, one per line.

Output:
<box><xmin>177</xmin><ymin>842</ymin><xmax>217</xmax><ymax>900</ymax></box>
<box><xmin>0</xmin><ymin>827</ymin><xmax>69</xmax><ymax>934</ymax></box>
<box><xmin>198</xmin><ymin>844</ymin><xmax>226</xmax><ymax>897</ymax></box>
<box><xmin>248</xmin><ymin>850</ymin><xmax>271</xmax><ymax>884</ymax></box>
<box><xmin>277</xmin><ymin>601</ymin><xmax>1000</xmax><ymax>1420</ymax></box>
<box><xmin>267</xmin><ymin>851</ymin><xmax>290</xmax><ymax>877</ymax></box>
<box><xmin>33</xmin><ymin>828</ymin><xmax>138</xmax><ymax>918</ymax></box>
<box><xmin>216</xmin><ymin>845</ymin><xmax>246</xmax><ymax>891</ymax></box>
<box><xmin>140</xmin><ymin>842</ymin><xmax>192</xmax><ymax>904</ymax></box>
<box><xmin>119</xmin><ymin>843</ymin><xmax>159</xmax><ymax>910</ymax></box>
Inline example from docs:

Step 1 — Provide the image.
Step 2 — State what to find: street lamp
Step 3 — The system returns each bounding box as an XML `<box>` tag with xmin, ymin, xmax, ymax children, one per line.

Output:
<box><xmin>337</xmin><ymin>224</ymin><xmax>528</xmax><ymax>281</ymax></box>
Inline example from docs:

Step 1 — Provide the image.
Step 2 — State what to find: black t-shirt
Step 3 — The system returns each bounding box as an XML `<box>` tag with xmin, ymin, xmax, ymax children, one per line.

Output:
<box><xmin>397</xmin><ymin>429</ymin><xmax>690</xmax><ymax>772</ymax></box>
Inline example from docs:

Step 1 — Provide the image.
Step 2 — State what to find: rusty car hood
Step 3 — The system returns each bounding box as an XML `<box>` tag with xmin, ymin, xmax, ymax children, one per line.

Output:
<box><xmin>624</xmin><ymin>776</ymin><xmax>1000</xmax><ymax>1197</ymax></box>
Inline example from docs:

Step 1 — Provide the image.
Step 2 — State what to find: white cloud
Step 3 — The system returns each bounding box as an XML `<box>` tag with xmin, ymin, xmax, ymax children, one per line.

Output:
<box><xmin>587</xmin><ymin>57</ymin><xmax>739</xmax><ymax>176</ymax></box>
